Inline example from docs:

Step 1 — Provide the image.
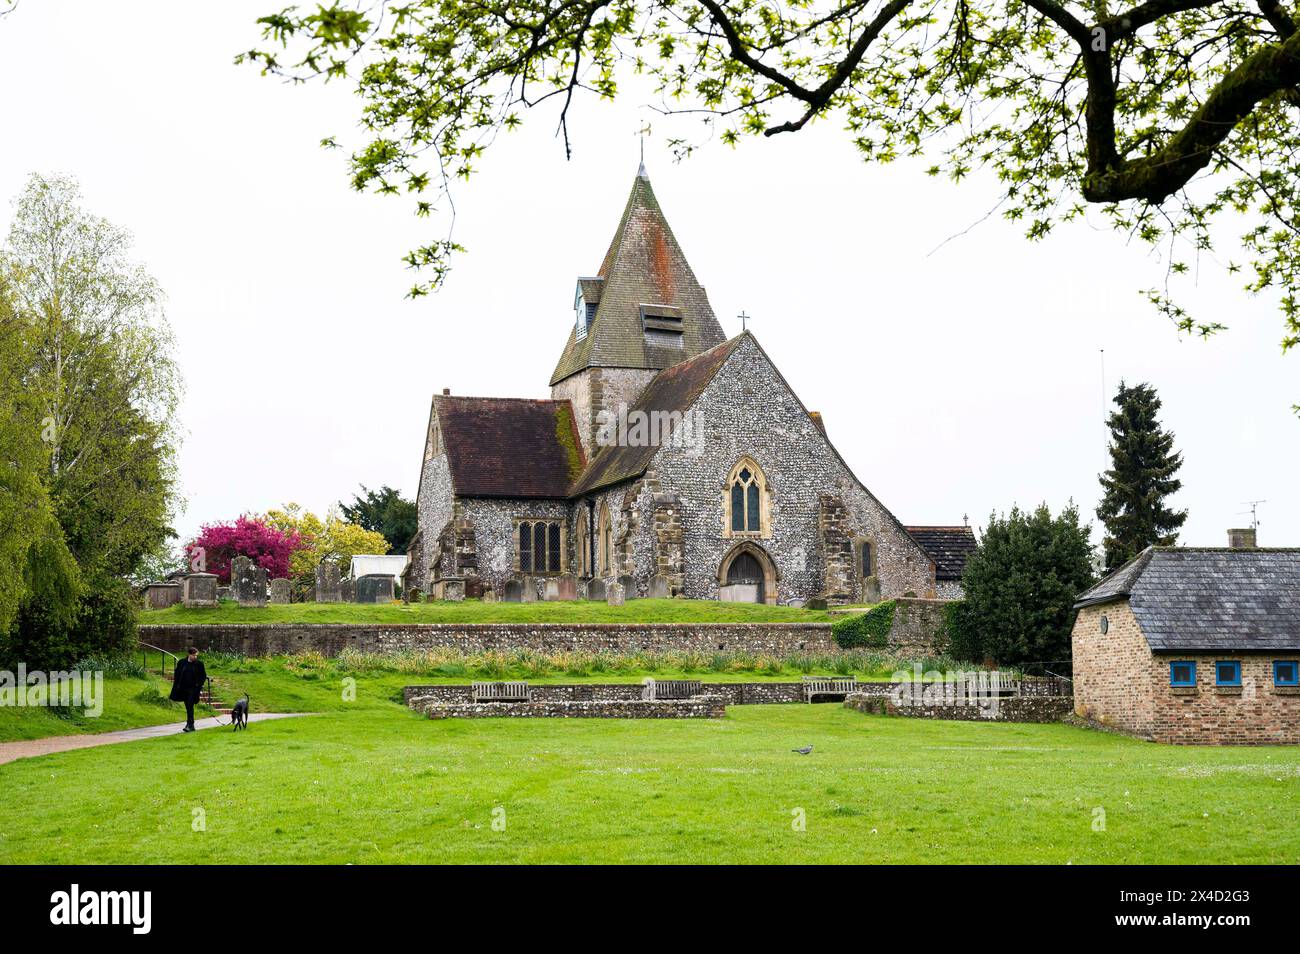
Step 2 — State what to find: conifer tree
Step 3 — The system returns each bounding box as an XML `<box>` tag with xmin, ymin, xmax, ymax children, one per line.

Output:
<box><xmin>1097</xmin><ymin>382</ymin><xmax>1187</xmax><ymax>572</ymax></box>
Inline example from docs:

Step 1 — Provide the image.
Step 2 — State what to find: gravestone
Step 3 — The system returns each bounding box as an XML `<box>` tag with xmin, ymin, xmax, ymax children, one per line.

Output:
<box><xmin>718</xmin><ymin>583</ymin><xmax>759</xmax><ymax>603</ymax></box>
<box><xmin>182</xmin><ymin>573</ymin><xmax>218</xmax><ymax>608</ymax></box>
<box><xmin>232</xmin><ymin>556</ymin><xmax>267</xmax><ymax>607</ymax></box>
<box><xmin>143</xmin><ymin>582</ymin><xmax>182</xmax><ymax>610</ymax></box>
<box><xmin>503</xmin><ymin>579</ymin><xmax>523</xmax><ymax>603</ymax></box>
<box><xmin>575</xmin><ymin>579</ymin><xmax>588</xmax><ymax>601</ymax></box>
<box><xmin>216</xmin><ymin>586</ymin><xmax>232</xmax><ymax>601</ymax></box>
<box><xmin>443</xmin><ymin>578</ymin><xmax>465</xmax><ymax>602</ymax></box>
<box><xmin>606</xmin><ymin>581</ymin><xmax>625</xmax><ymax>607</ymax></box>
<box><xmin>521</xmin><ymin>576</ymin><xmax>538</xmax><ymax>603</ymax></box>
<box><xmin>482</xmin><ymin>588</ymin><xmax>496</xmax><ymax>603</ymax></box>
<box><xmin>355</xmin><ymin>574</ymin><xmax>393</xmax><ymax>603</ymax></box>
<box><xmin>269</xmin><ymin>578</ymin><xmax>292</xmax><ymax>604</ymax></box>
<box><xmin>587</xmin><ymin>578</ymin><xmax>606</xmax><ymax>601</ymax></box>
<box><xmin>618</xmin><ymin>574</ymin><xmax>637</xmax><ymax>599</ymax></box>
<box><xmin>315</xmin><ymin>560</ymin><xmax>342</xmax><ymax>603</ymax></box>
<box><xmin>787</xmin><ymin>598</ymin><xmax>806</xmax><ymax>609</ymax></box>
<box><xmin>341</xmin><ymin>578</ymin><xmax>356</xmax><ymax>602</ymax></box>
<box><xmin>647</xmin><ymin>575</ymin><xmax>671</xmax><ymax>599</ymax></box>
<box><xmin>861</xmin><ymin>575</ymin><xmax>882</xmax><ymax>604</ymax></box>
<box><xmin>544</xmin><ymin>576</ymin><xmax>578</xmax><ymax>601</ymax></box>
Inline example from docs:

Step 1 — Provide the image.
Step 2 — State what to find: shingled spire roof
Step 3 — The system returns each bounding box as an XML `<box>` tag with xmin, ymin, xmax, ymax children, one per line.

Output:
<box><xmin>550</xmin><ymin>169</ymin><xmax>727</xmax><ymax>385</ymax></box>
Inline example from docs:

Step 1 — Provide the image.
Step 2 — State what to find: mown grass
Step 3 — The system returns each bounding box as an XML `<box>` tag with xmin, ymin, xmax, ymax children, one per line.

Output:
<box><xmin>0</xmin><ymin>648</ymin><xmax>966</xmax><ymax>739</ymax></box>
<box><xmin>138</xmin><ymin>597</ymin><xmax>834</xmax><ymax>625</ymax></box>
<box><xmin>1</xmin><ymin>702</ymin><xmax>1297</xmax><ymax>864</ymax></box>
<box><xmin>0</xmin><ymin>674</ymin><xmax>207</xmax><ymax>742</ymax></box>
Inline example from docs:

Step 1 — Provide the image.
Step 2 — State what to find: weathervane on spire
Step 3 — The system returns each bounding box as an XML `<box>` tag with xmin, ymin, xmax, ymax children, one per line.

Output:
<box><xmin>636</xmin><ymin>122</ymin><xmax>651</xmax><ymax>177</ymax></box>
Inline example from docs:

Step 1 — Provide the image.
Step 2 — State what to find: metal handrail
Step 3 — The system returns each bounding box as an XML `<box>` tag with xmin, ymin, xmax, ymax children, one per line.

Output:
<box><xmin>138</xmin><ymin>640</ymin><xmax>178</xmax><ymax>677</ymax></box>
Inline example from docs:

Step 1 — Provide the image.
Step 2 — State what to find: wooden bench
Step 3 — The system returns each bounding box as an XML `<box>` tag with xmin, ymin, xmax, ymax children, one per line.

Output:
<box><xmin>472</xmin><ymin>681</ymin><xmax>533</xmax><ymax>703</ymax></box>
<box><xmin>803</xmin><ymin>676</ymin><xmax>858</xmax><ymax>702</ymax></box>
<box><xmin>642</xmin><ymin>679</ymin><xmax>702</xmax><ymax>701</ymax></box>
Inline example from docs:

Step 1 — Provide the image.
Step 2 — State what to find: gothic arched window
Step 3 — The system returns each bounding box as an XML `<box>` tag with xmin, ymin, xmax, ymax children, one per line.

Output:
<box><xmin>598</xmin><ymin>501</ymin><xmax>613</xmax><ymax>575</ymax></box>
<box><xmin>724</xmin><ymin>458</ymin><xmax>769</xmax><ymax>538</ymax></box>
<box><xmin>576</xmin><ymin>507</ymin><xmax>591</xmax><ymax>577</ymax></box>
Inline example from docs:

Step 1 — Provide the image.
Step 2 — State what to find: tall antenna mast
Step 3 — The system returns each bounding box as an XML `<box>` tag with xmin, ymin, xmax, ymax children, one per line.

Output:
<box><xmin>1238</xmin><ymin>500</ymin><xmax>1266</xmax><ymax>530</ymax></box>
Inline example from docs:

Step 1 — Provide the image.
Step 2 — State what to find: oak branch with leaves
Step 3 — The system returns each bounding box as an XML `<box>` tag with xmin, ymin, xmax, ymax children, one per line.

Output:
<box><xmin>241</xmin><ymin>0</ymin><xmax>1300</xmax><ymax>358</ymax></box>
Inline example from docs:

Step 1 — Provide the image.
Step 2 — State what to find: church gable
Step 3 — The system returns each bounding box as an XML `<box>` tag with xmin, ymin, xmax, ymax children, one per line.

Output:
<box><xmin>550</xmin><ymin>170</ymin><xmax>726</xmax><ymax>386</ymax></box>
<box><xmin>643</xmin><ymin>333</ymin><xmax>936</xmax><ymax>600</ymax></box>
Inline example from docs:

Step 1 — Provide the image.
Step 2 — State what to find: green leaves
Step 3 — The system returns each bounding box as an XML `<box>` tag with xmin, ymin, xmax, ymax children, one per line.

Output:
<box><xmin>238</xmin><ymin>0</ymin><xmax>1300</xmax><ymax>367</ymax></box>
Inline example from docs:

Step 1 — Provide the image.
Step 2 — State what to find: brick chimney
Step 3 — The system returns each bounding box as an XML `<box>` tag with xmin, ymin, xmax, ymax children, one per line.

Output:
<box><xmin>1228</xmin><ymin>527</ymin><xmax>1257</xmax><ymax>549</ymax></box>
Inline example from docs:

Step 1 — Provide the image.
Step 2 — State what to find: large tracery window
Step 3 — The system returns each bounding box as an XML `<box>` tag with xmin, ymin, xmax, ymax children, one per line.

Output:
<box><xmin>517</xmin><ymin>519</ymin><xmax>565</xmax><ymax>573</ymax></box>
<box><xmin>724</xmin><ymin>458</ymin><xmax>769</xmax><ymax>538</ymax></box>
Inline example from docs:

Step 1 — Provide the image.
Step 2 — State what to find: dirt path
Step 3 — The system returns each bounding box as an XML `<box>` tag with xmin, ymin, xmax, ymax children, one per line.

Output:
<box><xmin>0</xmin><ymin>713</ymin><xmax>307</xmax><ymax>766</ymax></box>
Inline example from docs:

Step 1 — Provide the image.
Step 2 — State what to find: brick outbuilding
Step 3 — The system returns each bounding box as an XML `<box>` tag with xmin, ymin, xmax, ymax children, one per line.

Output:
<box><xmin>1071</xmin><ymin>533</ymin><xmax>1300</xmax><ymax>744</ymax></box>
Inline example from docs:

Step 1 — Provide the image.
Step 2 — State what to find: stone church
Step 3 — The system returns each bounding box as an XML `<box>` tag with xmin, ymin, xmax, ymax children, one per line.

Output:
<box><xmin>406</xmin><ymin>168</ymin><xmax>972</xmax><ymax>604</ymax></box>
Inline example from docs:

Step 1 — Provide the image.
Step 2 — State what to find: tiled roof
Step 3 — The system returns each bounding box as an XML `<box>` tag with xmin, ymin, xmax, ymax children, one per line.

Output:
<box><xmin>569</xmin><ymin>336</ymin><xmax>744</xmax><ymax>496</ymax></box>
<box><xmin>435</xmin><ymin>395</ymin><xmax>585</xmax><ymax>498</ymax></box>
<box><xmin>550</xmin><ymin>171</ymin><xmax>726</xmax><ymax>385</ymax></box>
<box><xmin>903</xmin><ymin>526</ymin><xmax>978</xmax><ymax>581</ymax></box>
<box><xmin>1075</xmin><ymin>548</ymin><xmax>1300</xmax><ymax>652</ymax></box>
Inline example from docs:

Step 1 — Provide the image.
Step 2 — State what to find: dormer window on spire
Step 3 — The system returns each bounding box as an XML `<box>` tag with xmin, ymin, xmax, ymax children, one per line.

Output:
<box><xmin>574</xmin><ymin>278</ymin><xmax>601</xmax><ymax>341</ymax></box>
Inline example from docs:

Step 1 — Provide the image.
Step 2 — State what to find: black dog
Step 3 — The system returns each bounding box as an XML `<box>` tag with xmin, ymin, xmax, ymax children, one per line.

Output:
<box><xmin>230</xmin><ymin>694</ymin><xmax>249</xmax><ymax>731</ymax></box>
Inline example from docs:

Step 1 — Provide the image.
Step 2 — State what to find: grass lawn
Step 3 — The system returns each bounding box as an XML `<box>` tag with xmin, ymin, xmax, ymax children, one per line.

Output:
<box><xmin>0</xmin><ymin>673</ymin><xmax>208</xmax><ymax>742</ymax></box>
<box><xmin>2</xmin><ymin>698</ymin><xmax>1297</xmax><ymax>863</ymax></box>
<box><xmin>138</xmin><ymin>597</ymin><xmax>834</xmax><ymax>625</ymax></box>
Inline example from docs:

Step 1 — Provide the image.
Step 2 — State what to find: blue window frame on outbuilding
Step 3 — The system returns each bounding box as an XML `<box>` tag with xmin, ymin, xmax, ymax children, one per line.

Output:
<box><xmin>1215</xmin><ymin>661</ymin><xmax>1241</xmax><ymax>686</ymax></box>
<box><xmin>1169</xmin><ymin>661</ymin><xmax>1196</xmax><ymax>687</ymax></box>
<box><xmin>1275</xmin><ymin>660</ymin><xmax>1300</xmax><ymax>687</ymax></box>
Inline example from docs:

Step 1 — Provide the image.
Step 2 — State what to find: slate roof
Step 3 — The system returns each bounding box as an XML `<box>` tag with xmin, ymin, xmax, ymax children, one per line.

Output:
<box><xmin>550</xmin><ymin>170</ymin><xmax>727</xmax><ymax>385</ymax></box>
<box><xmin>904</xmin><ymin>526</ymin><xmax>978</xmax><ymax>581</ymax></box>
<box><xmin>434</xmin><ymin>395</ymin><xmax>585</xmax><ymax>499</ymax></box>
<box><xmin>1074</xmin><ymin>548</ymin><xmax>1300</xmax><ymax>652</ymax></box>
<box><xmin>569</xmin><ymin>336</ymin><xmax>744</xmax><ymax>496</ymax></box>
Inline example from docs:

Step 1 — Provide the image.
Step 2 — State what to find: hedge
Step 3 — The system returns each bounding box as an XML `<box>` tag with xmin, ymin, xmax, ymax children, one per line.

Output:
<box><xmin>831</xmin><ymin>600</ymin><xmax>896</xmax><ymax>649</ymax></box>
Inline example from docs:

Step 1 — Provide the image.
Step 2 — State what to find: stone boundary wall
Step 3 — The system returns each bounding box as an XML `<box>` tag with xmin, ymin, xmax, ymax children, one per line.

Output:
<box><xmin>846</xmin><ymin>692</ymin><xmax>1072</xmax><ymax>723</ymax></box>
<box><xmin>138</xmin><ymin>622</ymin><xmax>836</xmax><ymax>657</ymax></box>
<box><xmin>403</xmin><ymin>681</ymin><xmax>851</xmax><ymax>707</ymax></box>
<box><xmin>418</xmin><ymin>697</ymin><xmax>727</xmax><ymax>719</ymax></box>
<box><xmin>886</xmin><ymin>598</ymin><xmax>952</xmax><ymax>656</ymax></box>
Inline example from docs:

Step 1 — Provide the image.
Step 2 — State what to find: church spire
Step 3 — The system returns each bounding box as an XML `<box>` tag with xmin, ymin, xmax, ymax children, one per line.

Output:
<box><xmin>550</xmin><ymin>171</ymin><xmax>726</xmax><ymax>386</ymax></box>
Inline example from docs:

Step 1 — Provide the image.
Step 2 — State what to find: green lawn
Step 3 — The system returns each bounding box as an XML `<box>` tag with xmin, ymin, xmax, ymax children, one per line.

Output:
<box><xmin>139</xmin><ymin>597</ymin><xmax>834</xmax><ymax>625</ymax></box>
<box><xmin>2</xmin><ymin>699</ymin><xmax>1297</xmax><ymax>863</ymax></box>
<box><xmin>0</xmin><ymin>673</ymin><xmax>210</xmax><ymax>742</ymax></box>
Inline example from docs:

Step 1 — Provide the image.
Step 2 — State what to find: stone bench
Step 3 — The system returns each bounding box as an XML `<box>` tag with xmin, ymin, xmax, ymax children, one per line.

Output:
<box><xmin>471</xmin><ymin>681</ymin><xmax>533</xmax><ymax>703</ymax></box>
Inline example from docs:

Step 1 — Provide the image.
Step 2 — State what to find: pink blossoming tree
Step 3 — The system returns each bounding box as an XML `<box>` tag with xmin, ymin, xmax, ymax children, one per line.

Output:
<box><xmin>186</xmin><ymin>515</ymin><xmax>306</xmax><ymax>583</ymax></box>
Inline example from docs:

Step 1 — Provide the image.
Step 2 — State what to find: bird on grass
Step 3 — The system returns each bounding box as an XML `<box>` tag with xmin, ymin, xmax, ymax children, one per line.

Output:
<box><xmin>792</xmin><ymin>745</ymin><xmax>814</xmax><ymax>755</ymax></box>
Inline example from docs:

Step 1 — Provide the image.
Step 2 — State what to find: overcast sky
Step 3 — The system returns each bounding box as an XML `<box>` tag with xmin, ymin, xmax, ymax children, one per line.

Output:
<box><xmin>2</xmin><ymin>0</ymin><xmax>1296</xmax><ymax>554</ymax></box>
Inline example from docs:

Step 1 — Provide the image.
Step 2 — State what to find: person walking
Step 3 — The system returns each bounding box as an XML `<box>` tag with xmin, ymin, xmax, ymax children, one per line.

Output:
<box><xmin>170</xmin><ymin>647</ymin><xmax>207</xmax><ymax>733</ymax></box>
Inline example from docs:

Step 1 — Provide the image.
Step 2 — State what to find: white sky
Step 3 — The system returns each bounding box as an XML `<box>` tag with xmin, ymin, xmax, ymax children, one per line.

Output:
<box><xmin>2</xmin><ymin>0</ymin><xmax>1296</xmax><ymax>553</ymax></box>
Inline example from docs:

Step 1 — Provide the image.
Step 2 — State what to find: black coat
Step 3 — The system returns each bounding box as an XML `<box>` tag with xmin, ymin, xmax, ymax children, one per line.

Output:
<box><xmin>170</xmin><ymin>658</ymin><xmax>207</xmax><ymax>703</ymax></box>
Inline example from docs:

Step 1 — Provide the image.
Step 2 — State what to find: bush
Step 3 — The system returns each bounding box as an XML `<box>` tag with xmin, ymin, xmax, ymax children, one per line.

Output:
<box><xmin>952</xmin><ymin>503</ymin><xmax>1095</xmax><ymax>666</ymax></box>
<box><xmin>2</xmin><ymin>575</ymin><xmax>136</xmax><ymax>670</ymax></box>
<box><xmin>832</xmin><ymin>601</ymin><xmax>896</xmax><ymax>649</ymax></box>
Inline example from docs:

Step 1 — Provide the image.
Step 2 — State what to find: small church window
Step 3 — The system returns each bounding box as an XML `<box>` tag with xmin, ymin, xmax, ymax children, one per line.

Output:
<box><xmin>731</xmin><ymin>484</ymin><xmax>745</xmax><ymax>532</ymax></box>
<box><xmin>548</xmin><ymin>523</ymin><xmax>562</xmax><ymax>571</ymax></box>
<box><xmin>519</xmin><ymin>523</ymin><xmax>533</xmax><ymax>572</ymax></box>
<box><xmin>860</xmin><ymin>541</ymin><xmax>873</xmax><ymax>577</ymax></box>
<box><xmin>534</xmin><ymin>523</ymin><xmax>547</xmax><ymax>569</ymax></box>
